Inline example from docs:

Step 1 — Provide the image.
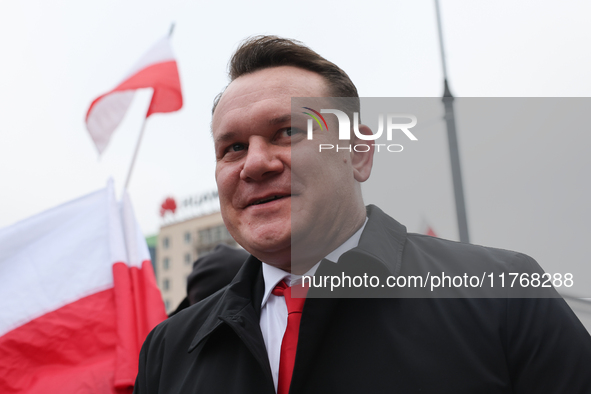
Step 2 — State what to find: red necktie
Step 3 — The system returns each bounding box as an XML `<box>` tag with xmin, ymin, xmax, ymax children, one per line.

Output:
<box><xmin>272</xmin><ymin>280</ymin><xmax>308</xmax><ymax>394</ymax></box>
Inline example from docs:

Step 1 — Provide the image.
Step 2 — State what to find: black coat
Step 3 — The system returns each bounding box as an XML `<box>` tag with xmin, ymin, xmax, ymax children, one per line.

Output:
<box><xmin>134</xmin><ymin>206</ymin><xmax>591</xmax><ymax>393</ymax></box>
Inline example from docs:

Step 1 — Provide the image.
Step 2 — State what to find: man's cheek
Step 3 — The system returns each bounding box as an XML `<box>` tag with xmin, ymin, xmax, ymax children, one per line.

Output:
<box><xmin>215</xmin><ymin>167</ymin><xmax>234</xmax><ymax>189</ymax></box>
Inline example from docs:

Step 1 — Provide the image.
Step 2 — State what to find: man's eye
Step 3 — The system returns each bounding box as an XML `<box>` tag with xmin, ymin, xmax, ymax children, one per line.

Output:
<box><xmin>282</xmin><ymin>127</ymin><xmax>303</xmax><ymax>137</ymax></box>
<box><xmin>229</xmin><ymin>143</ymin><xmax>246</xmax><ymax>152</ymax></box>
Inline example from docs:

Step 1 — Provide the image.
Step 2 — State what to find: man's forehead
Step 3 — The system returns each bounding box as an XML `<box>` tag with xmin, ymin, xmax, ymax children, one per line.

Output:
<box><xmin>212</xmin><ymin>66</ymin><xmax>329</xmax><ymax>128</ymax></box>
<box><xmin>212</xmin><ymin>97</ymin><xmax>291</xmax><ymax>140</ymax></box>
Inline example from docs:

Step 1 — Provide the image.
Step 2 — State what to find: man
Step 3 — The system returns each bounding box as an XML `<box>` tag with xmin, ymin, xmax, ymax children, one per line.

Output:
<box><xmin>134</xmin><ymin>36</ymin><xmax>591</xmax><ymax>393</ymax></box>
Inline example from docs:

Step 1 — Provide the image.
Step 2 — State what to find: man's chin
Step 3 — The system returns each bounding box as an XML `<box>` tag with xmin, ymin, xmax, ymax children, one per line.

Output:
<box><xmin>238</xmin><ymin>232</ymin><xmax>291</xmax><ymax>264</ymax></box>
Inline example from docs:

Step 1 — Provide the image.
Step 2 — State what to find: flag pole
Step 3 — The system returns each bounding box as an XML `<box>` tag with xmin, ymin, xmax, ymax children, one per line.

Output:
<box><xmin>123</xmin><ymin>23</ymin><xmax>176</xmax><ymax>192</ymax></box>
<box><xmin>434</xmin><ymin>0</ymin><xmax>470</xmax><ymax>243</ymax></box>
<box><xmin>123</xmin><ymin>90</ymin><xmax>153</xmax><ymax>191</ymax></box>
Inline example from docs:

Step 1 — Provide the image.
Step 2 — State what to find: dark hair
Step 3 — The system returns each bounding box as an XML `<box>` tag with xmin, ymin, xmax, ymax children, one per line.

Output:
<box><xmin>212</xmin><ymin>35</ymin><xmax>359</xmax><ymax>115</ymax></box>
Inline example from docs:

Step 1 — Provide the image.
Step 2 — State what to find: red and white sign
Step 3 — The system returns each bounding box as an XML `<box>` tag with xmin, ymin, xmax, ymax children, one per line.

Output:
<box><xmin>85</xmin><ymin>37</ymin><xmax>183</xmax><ymax>154</ymax></box>
<box><xmin>160</xmin><ymin>196</ymin><xmax>177</xmax><ymax>217</ymax></box>
<box><xmin>0</xmin><ymin>181</ymin><xmax>167</xmax><ymax>393</ymax></box>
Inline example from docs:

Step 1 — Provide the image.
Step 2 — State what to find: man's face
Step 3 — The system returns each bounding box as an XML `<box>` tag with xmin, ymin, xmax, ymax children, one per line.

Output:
<box><xmin>213</xmin><ymin>66</ymin><xmax>370</xmax><ymax>271</ymax></box>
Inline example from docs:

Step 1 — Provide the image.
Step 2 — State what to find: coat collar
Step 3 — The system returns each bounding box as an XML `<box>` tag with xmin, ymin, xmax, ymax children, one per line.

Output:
<box><xmin>188</xmin><ymin>254</ymin><xmax>265</xmax><ymax>353</ymax></box>
<box><xmin>355</xmin><ymin>204</ymin><xmax>407</xmax><ymax>276</ymax></box>
<box><xmin>188</xmin><ymin>253</ymin><xmax>274</xmax><ymax>381</ymax></box>
<box><xmin>308</xmin><ymin>204</ymin><xmax>407</xmax><ymax>284</ymax></box>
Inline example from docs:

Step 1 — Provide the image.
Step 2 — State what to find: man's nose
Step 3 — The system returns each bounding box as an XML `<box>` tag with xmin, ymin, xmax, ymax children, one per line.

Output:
<box><xmin>240</xmin><ymin>138</ymin><xmax>284</xmax><ymax>181</ymax></box>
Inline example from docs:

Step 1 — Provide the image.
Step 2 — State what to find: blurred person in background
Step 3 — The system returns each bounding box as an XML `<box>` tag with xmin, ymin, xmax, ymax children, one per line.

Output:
<box><xmin>169</xmin><ymin>243</ymin><xmax>248</xmax><ymax>316</ymax></box>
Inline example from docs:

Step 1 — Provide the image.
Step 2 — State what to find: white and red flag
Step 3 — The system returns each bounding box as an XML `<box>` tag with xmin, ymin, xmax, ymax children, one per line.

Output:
<box><xmin>419</xmin><ymin>218</ymin><xmax>438</xmax><ymax>237</ymax></box>
<box><xmin>85</xmin><ymin>37</ymin><xmax>183</xmax><ymax>154</ymax></box>
<box><xmin>0</xmin><ymin>181</ymin><xmax>167</xmax><ymax>393</ymax></box>
<box><xmin>426</xmin><ymin>226</ymin><xmax>437</xmax><ymax>237</ymax></box>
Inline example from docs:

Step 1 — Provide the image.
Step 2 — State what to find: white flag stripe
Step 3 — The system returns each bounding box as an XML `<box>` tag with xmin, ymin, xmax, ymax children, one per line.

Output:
<box><xmin>123</xmin><ymin>37</ymin><xmax>175</xmax><ymax>79</ymax></box>
<box><xmin>0</xmin><ymin>181</ymin><xmax>126</xmax><ymax>336</ymax></box>
<box><xmin>86</xmin><ymin>90</ymin><xmax>135</xmax><ymax>154</ymax></box>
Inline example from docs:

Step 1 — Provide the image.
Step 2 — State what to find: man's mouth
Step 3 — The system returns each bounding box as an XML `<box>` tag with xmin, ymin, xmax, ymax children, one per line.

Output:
<box><xmin>248</xmin><ymin>195</ymin><xmax>290</xmax><ymax>207</ymax></box>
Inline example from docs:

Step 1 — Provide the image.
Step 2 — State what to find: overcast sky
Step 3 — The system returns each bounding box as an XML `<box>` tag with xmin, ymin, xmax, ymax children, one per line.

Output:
<box><xmin>1</xmin><ymin>0</ymin><xmax>589</xmax><ymax>293</ymax></box>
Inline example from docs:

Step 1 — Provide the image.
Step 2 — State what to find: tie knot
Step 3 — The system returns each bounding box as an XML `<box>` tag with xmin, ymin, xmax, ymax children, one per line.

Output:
<box><xmin>272</xmin><ymin>279</ymin><xmax>288</xmax><ymax>297</ymax></box>
<box><xmin>272</xmin><ymin>280</ymin><xmax>307</xmax><ymax>314</ymax></box>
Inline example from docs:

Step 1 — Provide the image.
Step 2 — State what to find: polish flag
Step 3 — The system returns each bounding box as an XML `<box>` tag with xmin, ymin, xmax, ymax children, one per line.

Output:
<box><xmin>426</xmin><ymin>226</ymin><xmax>437</xmax><ymax>237</ymax></box>
<box><xmin>85</xmin><ymin>37</ymin><xmax>183</xmax><ymax>154</ymax></box>
<box><xmin>420</xmin><ymin>218</ymin><xmax>438</xmax><ymax>237</ymax></box>
<box><xmin>0</xmin><ymin>181</ymin><xmax>167</xmax><ymax>393</ymax></box>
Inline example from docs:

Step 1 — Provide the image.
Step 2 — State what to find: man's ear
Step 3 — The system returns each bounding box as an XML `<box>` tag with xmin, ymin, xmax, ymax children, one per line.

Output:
<box><xmin>351</xmin><ymin>124</ymin><xmax>375</xmax><ymax>182</ymax></box>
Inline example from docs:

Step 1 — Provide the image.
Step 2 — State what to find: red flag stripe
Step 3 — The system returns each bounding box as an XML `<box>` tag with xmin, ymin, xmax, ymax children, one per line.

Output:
<box><xmin>0</xmin><ymin>289</ymin><xmax>118</xmax><ymax>393</ymax></box>
<box><xmin>112</xmin><ymin>260</ymin><xmax>166</xmax><ymax>388</ymax></box>
<box><xmin>86</xmin><ymin>60</ymin><xmax>182</xmax><ymax>121</ymax></box>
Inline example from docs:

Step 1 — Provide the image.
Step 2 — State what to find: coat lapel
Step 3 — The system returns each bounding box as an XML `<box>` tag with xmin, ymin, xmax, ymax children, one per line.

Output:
<box><xmin>188</xmin><ymin>255</ymin><xmax>273</xmax><ymax>382</ymax></box>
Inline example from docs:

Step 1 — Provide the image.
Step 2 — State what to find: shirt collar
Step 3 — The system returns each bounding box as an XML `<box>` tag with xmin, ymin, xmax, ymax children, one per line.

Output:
<box><xmin>260</xmin><ymin>218</ymin><xmax>368</xmax><ymax>307</ymax></box>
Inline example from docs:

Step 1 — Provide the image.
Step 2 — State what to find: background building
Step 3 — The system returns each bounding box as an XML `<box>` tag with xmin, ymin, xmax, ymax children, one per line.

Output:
<box><xmin>155</xmin><ymin>210</ymin><xmax>239</xmax><ymax>313</ymax></box>
<box><xmin>145</xmin><ymin>234</ymin><xmax>157</xmax><ymax>278</ymax></box>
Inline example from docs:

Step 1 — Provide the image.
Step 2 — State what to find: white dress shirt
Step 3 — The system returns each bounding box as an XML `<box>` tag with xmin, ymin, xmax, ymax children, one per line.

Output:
<box><xmin>259</xmin><ymin>219</ymin><xmax>367</xmax><ymax>391</ymax></box>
